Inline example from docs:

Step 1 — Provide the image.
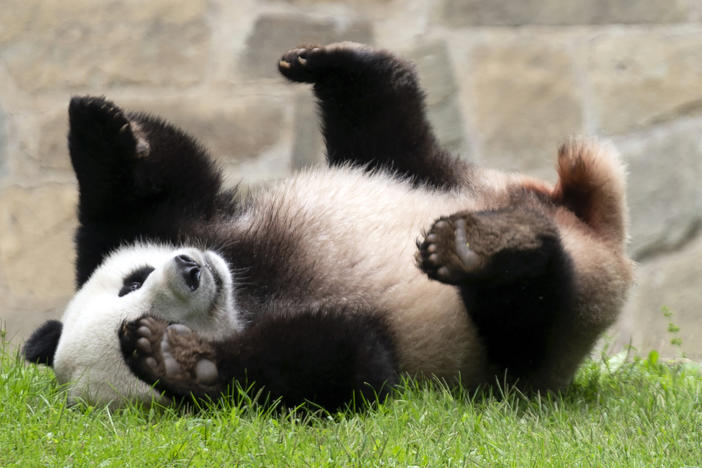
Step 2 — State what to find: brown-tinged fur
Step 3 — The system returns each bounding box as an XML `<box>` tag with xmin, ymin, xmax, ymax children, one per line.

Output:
<box><xmin>552</xmin><ymin>139</ymin><xmax>629</xmax><ymax>249</ymax></box>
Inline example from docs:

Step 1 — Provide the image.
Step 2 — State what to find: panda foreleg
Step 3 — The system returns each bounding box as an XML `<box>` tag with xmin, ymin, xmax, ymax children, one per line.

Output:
<box><xmin>68</xmin><ymin>97</ymin><xmax>230</xmax><ymax>286</ymax></box>
<box><xmin>68</xmin><ymin>96</ymin><xmax>148</xmax><ymax>221</ymax></box>
<box><xmin>119</xmin><ymin>310</ymin><xmax>398</xmax><ymax>411</ymax></box>
<box><xmin>416</xmin><ymin>206</ymin><xmax>575</xmax><ymax>388</ymax></box>
<box><xmin>279</xmin><ymin>42</ymin><xmax>465</xmax><ymax>189</ymax></box>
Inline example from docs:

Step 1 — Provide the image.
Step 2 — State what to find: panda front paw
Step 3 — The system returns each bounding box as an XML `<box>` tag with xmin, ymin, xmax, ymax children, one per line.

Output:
<box><xmin>278</xmin><ymin>42</ymin><xmax>376</xmax><ymax>83</ymax></box>
<box><xmin>69</xmin><ymin>96</ymin><xmax>141</xmax><ymax>159</ymax></box>
<box><xmin>119</xmin><ymin>316</ymin><xmax>221</xmax><ymax>398</ymax></box>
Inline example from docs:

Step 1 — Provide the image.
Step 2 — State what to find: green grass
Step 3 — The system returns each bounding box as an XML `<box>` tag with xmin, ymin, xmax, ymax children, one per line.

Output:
<box><xmin>1</xmin><ymin>341</ymin><xmax>700</xmax><ymax>468</ymax></box>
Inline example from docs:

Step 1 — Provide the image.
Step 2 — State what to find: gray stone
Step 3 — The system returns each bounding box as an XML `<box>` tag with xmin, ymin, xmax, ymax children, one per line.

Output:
<box><xmin>0</xmin><ymin>0</ymin><xmax>210</xmax><ymax>92</ymax></box>
<box><xmin>585</xmin><ymin>30</ymin><xmax>702</xmax><ymax>135</ymax></box>
<box><xmin>40</xmin><ymin>96</ymin><xmax>285</xmax><ymax>170</ymax></box>
<box><xmin>39</xmin><ymin>112</ymin><xmax>70</xmax><ymax>171</ymax></box>
<box><xmin>615</xmin><ymin>119</ymin><xmax>702</xmax><ymax>258</ymax></box>
<box><xmin>279</xmin><ymin>0</ymin><xmax>393</xmax><ymax>3</ymax></box>
<box><xmin>241</xmin><ymin>14</ymin><xmax>373</xmax><ymax>78</ymax></box>
<box><xmin>408</xmin><ymin>40</ymin><xmax>470</xmax><ymax>158</ymax></box>
<box><xmin>438</xmin><ymin>0</ymin><xmax>697</xmax><ymax>26</ymax></box>
<box><xmin>467</xmin><ymin>39</ymin><xmax>583</xmax><ymax>176</ymax></box>
<box><xmin>0</xmin><ymin>105</ymin><xmax>6</xmax><ymax>178</ymax></box>
<box><xmin>123</xmin><ymin>97</ymin><xmax>284</xmax><ymax>164</ymax></box>
<box><xmin>291</xmin><ymin>92</ymin><xmax>324</xmax><ymax>170</ymax></box>
<box><xmin>612</xmin><ymin>235</ymin><xmax>702</xmax><ymax>360</ymax></box>
<box><xmin>0</xmin><ymin>185</ymin><xmax>77</xmax><ymax>345</ymax></box>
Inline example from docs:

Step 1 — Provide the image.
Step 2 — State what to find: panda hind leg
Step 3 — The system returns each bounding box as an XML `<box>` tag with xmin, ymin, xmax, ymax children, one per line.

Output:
<box><xmin>416</xmin><ymin>207</ymin><xmax>563</xmax><ymax>285</ymax></box>
<box><xmin>416</xmin><ymin>207</ymin><xmax>576</xmax><ymax>382</ymax></box>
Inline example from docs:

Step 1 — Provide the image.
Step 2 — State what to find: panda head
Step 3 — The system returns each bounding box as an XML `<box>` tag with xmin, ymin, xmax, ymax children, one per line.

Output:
<box><xmin>23</xmin><ymin>243</ymin><xmax>240</xmax><ymax>407</ymax></box>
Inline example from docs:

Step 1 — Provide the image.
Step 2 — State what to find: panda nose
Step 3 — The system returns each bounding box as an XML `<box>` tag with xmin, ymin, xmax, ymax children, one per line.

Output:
<box><xmin>175</xmin><ymin>254</ymin><xmax>201</xmax><ymax>291</ymax></box>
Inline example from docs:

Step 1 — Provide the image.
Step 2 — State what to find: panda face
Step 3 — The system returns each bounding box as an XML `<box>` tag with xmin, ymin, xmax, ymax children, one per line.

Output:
<box><xmin>52</xmin><ymin>243</ymin><xmax>240</xmax><ymax>406</ymax></box>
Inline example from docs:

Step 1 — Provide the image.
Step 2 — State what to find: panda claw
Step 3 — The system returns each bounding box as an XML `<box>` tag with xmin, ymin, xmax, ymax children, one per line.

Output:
<box><xmin>278</xmin><ymin>42</ymin><xmax>379</xmax><ymax>84</ymax></box>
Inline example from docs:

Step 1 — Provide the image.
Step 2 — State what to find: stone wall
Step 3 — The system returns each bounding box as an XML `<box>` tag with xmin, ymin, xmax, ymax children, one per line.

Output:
<box><xmin>1</xmin><ymin>0</ymin><xmax>700</xmax><ymax>358</ymax></box>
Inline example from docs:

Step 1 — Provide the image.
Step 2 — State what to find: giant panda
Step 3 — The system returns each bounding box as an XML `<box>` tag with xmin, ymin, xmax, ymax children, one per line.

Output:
<box><xmin>23</xmin><ymin>42</ymin><xmax>633</xmax><ymax>410</ymax></box>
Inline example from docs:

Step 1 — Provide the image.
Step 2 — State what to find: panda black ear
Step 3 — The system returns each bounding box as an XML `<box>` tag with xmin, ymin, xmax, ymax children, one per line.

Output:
<box><xmin>23</xmin><ymin>320</ymin><xmax>63</xmax><ymax>367</ymax></box>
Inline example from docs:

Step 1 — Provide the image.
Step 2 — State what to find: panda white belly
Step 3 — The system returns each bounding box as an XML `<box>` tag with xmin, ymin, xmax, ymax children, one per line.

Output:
<box><xmin>238</xmin><ymin>166</ymin><xmax>489</xmax><ymax>383</ymax></box>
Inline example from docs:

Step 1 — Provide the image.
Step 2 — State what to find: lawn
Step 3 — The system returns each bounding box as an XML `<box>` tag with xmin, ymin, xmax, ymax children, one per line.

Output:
<box><xmin>1</xmin><ymin>335</ymin><xmax>700</xmax><ymax>467</ymax></box>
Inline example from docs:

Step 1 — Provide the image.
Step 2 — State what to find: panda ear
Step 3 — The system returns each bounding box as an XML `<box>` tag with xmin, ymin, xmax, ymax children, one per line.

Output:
<box><xmin>23</xmin><ymin>320</ymin><xmax>63</xmax><ymax>367</ymax></box>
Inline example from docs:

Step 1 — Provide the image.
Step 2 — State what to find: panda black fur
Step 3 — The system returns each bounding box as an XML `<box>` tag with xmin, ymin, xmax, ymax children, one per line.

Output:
<box><xmin>24</xmin><ymin>42</ymin><xmax>633</xmax><ymax>410</ymax></box>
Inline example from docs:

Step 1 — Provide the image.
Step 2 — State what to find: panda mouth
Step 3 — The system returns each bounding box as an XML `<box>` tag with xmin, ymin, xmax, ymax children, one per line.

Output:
<box><xmin>204</xmin><ymin>261</ymin><xmax>223</xmax><ymax>290</ymax></box>
<box><xmin>202</xmin><ymin>259</ymin><xmax>225</xmax><ymax>316</ymax></box>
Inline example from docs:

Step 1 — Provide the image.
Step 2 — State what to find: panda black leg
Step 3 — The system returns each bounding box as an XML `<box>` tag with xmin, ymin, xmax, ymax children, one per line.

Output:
<box><xmin>119</xmin><ymin>310</ymin><xmax>398</xmax><ymax>411</ymax></box>
<box><xmin>279</xmin><ymin>42</ymin><xmax>465</xmax><ymax>189</ymax></box>
<box><xmin>69</xmin><ymin>97</ymin><xmax>229</xmax><ymax>286</ymax></box>
<box><xmin>68</xmin><ymin>97</ymin><xmax>145</xmax><ymax>220</ymax></box>
<box><xmin>417</xmin><ymin>207</ymin><xmax>575</xmax><ymax>384</ymax></box>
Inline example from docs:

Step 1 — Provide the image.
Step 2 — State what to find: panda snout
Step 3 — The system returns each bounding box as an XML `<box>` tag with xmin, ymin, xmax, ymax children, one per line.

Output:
<box><xmin>175</xmin><ymin>254</ymin><xmax>201</xmax><ymax>291</ymax></box>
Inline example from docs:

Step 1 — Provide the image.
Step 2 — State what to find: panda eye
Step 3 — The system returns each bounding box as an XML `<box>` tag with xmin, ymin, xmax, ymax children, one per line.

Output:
<box><xmin>118</xmin><ymin>266</ymin><xmax>155</xmax><ymax>297</ymax></box>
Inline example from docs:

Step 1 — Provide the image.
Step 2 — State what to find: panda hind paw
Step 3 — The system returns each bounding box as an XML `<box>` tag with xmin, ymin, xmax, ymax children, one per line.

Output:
<box><xmin>119</xmin><ymin>316</ymin><xmax>221</xmax><ymax>395</ymax></box>
<box><xmin>416</xmin><ymin>213</ymin><xmax>485</xmax><ymax>285</ymax></box>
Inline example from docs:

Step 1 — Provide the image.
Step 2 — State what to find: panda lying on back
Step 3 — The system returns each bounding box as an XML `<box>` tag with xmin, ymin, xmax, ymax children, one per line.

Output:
<box><xmin>24</xmin><ymin>42</ymin><xmax>633</xmax><ymax>410</ymax></box>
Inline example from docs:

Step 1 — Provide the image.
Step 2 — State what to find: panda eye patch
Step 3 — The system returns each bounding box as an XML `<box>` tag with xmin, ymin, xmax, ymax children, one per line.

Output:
<box><xmin>118</xmin><ymin>266</ymin><xmax>155</xmax><ymax>297</ymax></box>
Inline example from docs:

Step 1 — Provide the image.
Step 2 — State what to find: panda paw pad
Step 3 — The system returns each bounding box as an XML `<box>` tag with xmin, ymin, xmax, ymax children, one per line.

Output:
<box><xmin>278</xmin><ymin>42</ymin><xmax>374</xmax><ymax>83</ymax></box>
<box><xmin>416</xmin><ymin>213</ymin><xmax>485</xmax><ymax>285</ymax></box>
<box><xmin>119</xmin><ymin>316</ymin><xmax>220</xmax><ymax>391</ymax></box>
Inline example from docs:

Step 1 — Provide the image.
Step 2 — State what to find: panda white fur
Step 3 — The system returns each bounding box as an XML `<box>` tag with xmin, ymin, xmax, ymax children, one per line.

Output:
<box><xmin>23</xmin><ymin>43</ymin><xmax>633</xmax><ymax>410</ymax></box>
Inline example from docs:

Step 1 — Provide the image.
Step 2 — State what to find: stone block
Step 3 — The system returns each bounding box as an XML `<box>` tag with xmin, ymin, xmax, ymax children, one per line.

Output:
<box><xmin>408</xmin><ymin>40</ymin><xmax>470</xmax><ymax>157</ymax></box>
<box><xmin>0</xmin><ymin>184</ymin><xmax>77</xmax><ymax>345</ymax></box>
<box><xmin>0</xmin><ymin>184</ymin><xmax>77</xmax><ymax>302</ymax></box>
<box><xmin>39</xmin><ymin>112</ymin><xmax>71</xmax><ymax>171</ymax></box>
<box><xmin>585</xmin><ymin>30</ymin><xmax>702</xmax><ymax>135</ymax></box>
<box><xmin>438</xmin><ymin>0</ymin><xmax>697</xmax><ymax>26</ymax></box>
<box><xmin>613</xmin><ymin>235</ymin><xmax>702</xmax><ymax>360</ymax></box>
<box><xmin>40</xmin><ymin>95</ymin><xmax>285</xmax><ymax>170</ymax></box>
<box><xmin>0</xmin><ymin>0</ymin><xmax>210</xmax><ymax>92</ymax></box>
<box><xmin>112</xmin><ymin>97</ymin><xmax>286</xmax><ymax>166</ymax></box>
<box><xmin>0</xmin><ymin>105</ymin><xmax>6</xmax><ymax>178</ymax></box>
<box><xmin>615</xmin><ymin>118</ymin><xmax>702</xmax><ymax>258</ymax></box>
<box><xmin>291</xmin><ymin>92</ymin><xmax>324</xmax><ymax>170</ymax></box>
<box><xmin>466</xmin><ymin>39</ymin><xmax>583</xmax><ymax>176</ymax></box>
<box><xmin>241</xmin><ymin>14</ymin><xmax>373</xmax><ymax>78</ymax></box>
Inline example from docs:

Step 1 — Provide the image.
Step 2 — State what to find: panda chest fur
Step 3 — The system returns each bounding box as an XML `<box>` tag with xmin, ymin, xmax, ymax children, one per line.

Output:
<box><xmin>227</xmin><ymin>168</ymin><xmax>489</xmax><ymax>383</ymax></box>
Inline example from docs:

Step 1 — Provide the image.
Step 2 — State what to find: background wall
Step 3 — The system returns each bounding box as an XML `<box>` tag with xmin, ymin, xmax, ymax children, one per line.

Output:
<box><xmin>1</xmin><ymin>0</ymin><xmax>701</xmax><ymax>358</ymax></box>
